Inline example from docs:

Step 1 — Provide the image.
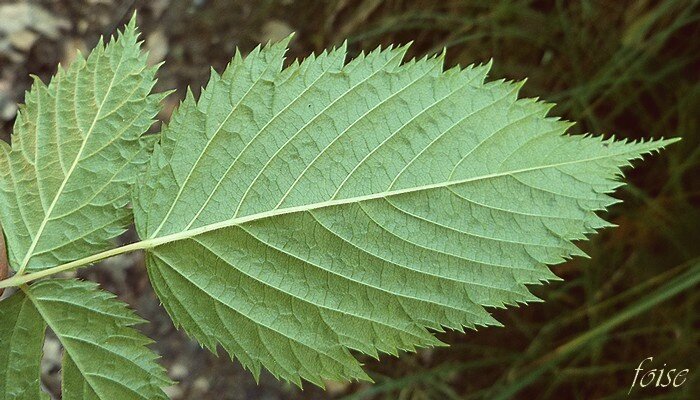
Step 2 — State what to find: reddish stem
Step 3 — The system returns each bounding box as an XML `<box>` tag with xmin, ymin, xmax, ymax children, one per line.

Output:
<box><xmin>0</xmin><ymin>222</ymin><xmax>7</xmax><ymax>296</ymax></box>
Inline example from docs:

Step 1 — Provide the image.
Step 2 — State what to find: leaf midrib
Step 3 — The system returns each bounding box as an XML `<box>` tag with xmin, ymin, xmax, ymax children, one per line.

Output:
<box><xmin>146</xmin><ymin>146</ymin><xmax>655</xmax><ymax>248</ymax></box>
<box><xmin>1</xmin><ymin>143</ymin><xmax>664</xmax><ymax>289</ymax></box>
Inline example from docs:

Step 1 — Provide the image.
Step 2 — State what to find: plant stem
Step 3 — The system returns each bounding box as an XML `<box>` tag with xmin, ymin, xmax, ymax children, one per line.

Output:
<box><xmin>0</xmin><ymin>222</ymin><xmax>7</xmax><ymax>295</ymax></box>
<box><xmin>0</xmin><ymin>240</ymin><xmax>152</xmax><ymax>289</ymax></box>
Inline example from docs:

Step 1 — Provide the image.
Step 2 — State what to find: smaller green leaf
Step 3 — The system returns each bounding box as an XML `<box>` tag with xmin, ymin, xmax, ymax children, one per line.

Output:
<box><xmin>0</xmin><ymin>280</ymin><xmax>171</xmax><ymax>400</ymax></box>
<box><xmin>0</xmin><ymin>289</ymin><xmax>46</xmax><ymax>400</ymax></box>
<box><xmin>0</xmin><ymin>16</ymin><xmax>163</xmax><ymax>274</ymax></box>
<box><xmin>26</xmin><ymin>280</ymin><xmax>171</xmax><ymax>400</ymax></box>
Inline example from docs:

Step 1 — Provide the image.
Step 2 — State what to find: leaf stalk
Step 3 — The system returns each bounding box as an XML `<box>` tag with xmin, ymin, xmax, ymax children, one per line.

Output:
<box><xmin>0</xmin><ymin>240</ymin><xmax>151</xmax><ymax>289</ymax></box>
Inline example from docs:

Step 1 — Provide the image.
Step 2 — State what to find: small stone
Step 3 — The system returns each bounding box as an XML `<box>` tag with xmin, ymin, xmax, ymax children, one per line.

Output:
<box><xmin>61</xmin><ymin>38</ymin><xmax>87</xmax><ymax>66</ymax></box>
<box><xmin>0</xmin><ymin>97</ymin><xmax>18</xmax><ymax>121</ymax></box>
<box><xmin>169</xmin><ymin>362</ymin><xmax>189</xmax><ymax>380</ymax></box>
<box><xmin>9</xmin><ymin>30</ymin><xmax>38</xmax><ymax>52</ymax></box>
<box><xmin>0</xmin><ymin>3</ymin><xmax>70</xmax><ymax>40</ymax></box>
<box><xmin>77</xmin><ymin>20</ymin><xmax>89</xmax><ymax>34</ymax></box>
<box><xmin>146</xmin><ymin>30</ymin><xmax>169</xmax><ymax>66</ymax></box>
<box><xmin>260</xmin><ymin>20</ymin><xmax>294</xmax><ymax>43</ymax></box>
<box><xmin>324</xmin><ymin>379</ymin><xmax>350</xmax><ymax>395</ymax></box>
<box><xmin>41</xmin><ymin>336</ymin><xmax>62</xmax><ymax>372</ymax></box>
<box><xmin>148</xmin><ymin>0</ymin><xmax>171</xmax><ymax>18</ymax></box>
<box><xmin>192</xmin><ymin>377</ymin><xmax>210</xmax><ymax>392</ymax></box>
<box><xmin>163</xmin><ymin>385</ymin><xmax>184</xmax><ymax>399</ymax></box>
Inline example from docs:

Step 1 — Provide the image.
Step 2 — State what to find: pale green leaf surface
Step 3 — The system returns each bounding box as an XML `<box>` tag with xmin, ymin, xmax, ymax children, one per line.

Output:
<box><xmin>0</xmin><ymin>289</ymin><xmax>47</xmax><ymax>400</ymax></box>
<box><xmin>134</xmin><ymin>39</ymin><xmax>676</xmax><ymax>385</ymax></box>
<box><xmin>15</xmin><ymin>279</ymin><xmax>170</xmax><ymax>400</ymax></box>
<box><xmin>0</xmin><ymin>18</ymin><xmax>162</xmax><ymax>273</ymax></box>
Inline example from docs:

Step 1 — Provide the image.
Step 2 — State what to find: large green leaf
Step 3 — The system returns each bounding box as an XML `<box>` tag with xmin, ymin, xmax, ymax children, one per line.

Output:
<box><xmin>134</xmin><ymin>40</ymin><xmax>675</xmax><ymax>385</ymax></box>
<box><xmin>0</xmin><ymin>280</ymin><xmax>170</xmax><ymax>400</ymax></box>
<box><xmin>0</xmin><ymin>18</ymin><xmax>162</xmax><ymax>274</ymax></box>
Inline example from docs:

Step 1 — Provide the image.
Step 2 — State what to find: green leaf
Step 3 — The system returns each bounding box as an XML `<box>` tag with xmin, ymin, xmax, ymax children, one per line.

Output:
<box><xmin>0</xmin><ymin>17</ymin><xmax>162</xmax><ymax>274</ymax></box>
<box><xmin>134</xmin><ymin>39</ymin><xmax>676</xmax><ymax>385</ymax></box>
<box><xmin>0</xmin><ymin>280</ymin><xmax>171</xmax><ymax>400</ymax></box>
<box><xmin>0</xmin><ymin>288</ymin><xmax>47</xmax><ymax>400</ymax></box>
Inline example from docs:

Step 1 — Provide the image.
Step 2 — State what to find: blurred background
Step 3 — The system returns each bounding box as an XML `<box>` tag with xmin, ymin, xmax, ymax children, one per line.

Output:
<box><xmin>0</xmin><ymin>0</ymin><xmax>698</xmax><ymax>399</ymax></box>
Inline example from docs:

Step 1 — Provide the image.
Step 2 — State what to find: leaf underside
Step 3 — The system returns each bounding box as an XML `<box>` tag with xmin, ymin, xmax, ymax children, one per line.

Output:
<box><xmin>0</xmin><ymin>287</ymin><xmax>46</xmax><ymax>400</ymax></box>
<box><xmin>0</xmin><ymin>20</ymin><xmax>169</xmax><ymax>400</ymax></box>
<box><xmin>134</xmin><ymin>38</ymin><xmax>675</xmax><ymax>386</ymax></box>
<box><xmin>0</xmin><ymin>18</ymin><xmax>161</xmax><ymax>273</ymax></box>
<box><xmin>1</xmin><ymin>280</ymin><xmax>170</xmax><ymax>400</ymax></box>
